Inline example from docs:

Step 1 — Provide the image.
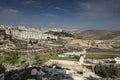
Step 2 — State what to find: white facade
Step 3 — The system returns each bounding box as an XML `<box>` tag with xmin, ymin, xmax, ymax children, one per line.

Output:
<box><xmin>0</xmin><ymin>25</ymin><xmax>58</xmax><ymax>40</ymax></box>
<box><xmin>114</xmin><ymin>57</ymin><xmax>120</xmax><ymax>64</ymax></box>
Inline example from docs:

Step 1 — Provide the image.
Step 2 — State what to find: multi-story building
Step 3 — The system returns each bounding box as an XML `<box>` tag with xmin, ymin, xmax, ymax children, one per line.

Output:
<box><xmin>0</xmin><ymin>25</ymin><xmax>58</xmax><ymax>40</ymax></box>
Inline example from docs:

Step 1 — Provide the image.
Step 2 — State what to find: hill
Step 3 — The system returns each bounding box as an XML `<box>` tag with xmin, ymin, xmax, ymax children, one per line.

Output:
<box><xmin>73</xmin><ymin>30</ymin><xmax>120</xmax><ymax>40</ymax></box>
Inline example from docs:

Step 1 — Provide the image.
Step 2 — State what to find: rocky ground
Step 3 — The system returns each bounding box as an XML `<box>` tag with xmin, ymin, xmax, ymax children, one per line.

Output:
<box><xmin>5</xmin><ymin>65</ymin><xmax>101</xmax><ymax>80</ymax></box>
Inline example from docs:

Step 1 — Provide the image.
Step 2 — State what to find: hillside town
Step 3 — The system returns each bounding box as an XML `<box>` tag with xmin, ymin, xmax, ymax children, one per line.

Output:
<box><xmin>0</xmin><ymin>0</ymin><xmax>120</xmax><ymax>79</ymax></box>
<box><xmin>0</xmin><ymin>25</ymin><xmax>58</xmax><ymax>40</ymax></box>
<box><xmin>0</xmin><ymin>25</ymin><xmax>120</xmax><ymax>80</ymax></box>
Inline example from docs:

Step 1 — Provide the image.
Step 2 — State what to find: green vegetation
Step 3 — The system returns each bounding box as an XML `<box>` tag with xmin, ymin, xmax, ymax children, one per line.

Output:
<box><xmin>115</xmin><ymin>78</ymin><xmax>120</xmax><ymax>80</ymax></box>
<box><xmin>29</xmin><ymin>39</ymin><xmax>38</xmax><ymax>45</ymax></box>
<box><xmin>94</xmin><ymin>63</ymin><xmax>120</xmax><ymax>79</ymax></box>
<box><xmin>0</xmin><ymin>64</ymin><xmax>6</xmax><ymax>74</ymax></box>
<box><xmin>11</xmin><ymin>39</ymin><xmax>28</xmax><ymax>49</ymax></box>
<box><xmin>21</xmin><ymin>68</ymin><xmax>36</xmax><ymax>80</ymax></box>
<box><xmin>18</xmin><ymin>54</ymin><xmax>29</xmax><ymax>64</ymax></box>
<box><xmin>86</xmin><ymin>54</ymin><xmax>119</xmax><ymax>59</ymax></box>
<box><xmin>33</xmin><ymin>54</ymin><xmax>77</xmax><ymax>63</ymax></box>
<box><xmin>34</xmin><ymin>55</ymin><xmax>41</xmax><ymax>62</ymax></box>
<box><xmin>18</xmin><ymin>54</ymin><xmax>77</xmax><ymax>64</ymax></box>
<box><xmin>1</xmin><ymin>52</ymin><xmax>29</xmax><ymax>65</ymax></box>
<box><xmin>1</xmin><ymin>51</ymin><xmax>77</xmax><ymax>66</ymax></box>
<box><xmin>3</xmin><ymin>51</ymin><xmax>19</xmax><ymax>64</ymax></box>
<box><xmin>46</xmin><ymin>31</ymin><xmax>74</xmax><ymax>37</ymax></box>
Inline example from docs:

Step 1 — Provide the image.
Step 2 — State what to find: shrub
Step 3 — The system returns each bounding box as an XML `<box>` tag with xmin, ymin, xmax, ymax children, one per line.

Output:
<box><xmin>94</xmin><ymin>63</ymin><xmax>120</xmax><ymax>79</ymax></box>
<box><xmin>3</xmin><ymin>51</ymin><xmax>19</xmax><ymax>64</ymax></box>
<box><xmin>0</xmin><ymin>64</ymin><xmax>6</xmax><ymax>74</ymax></box>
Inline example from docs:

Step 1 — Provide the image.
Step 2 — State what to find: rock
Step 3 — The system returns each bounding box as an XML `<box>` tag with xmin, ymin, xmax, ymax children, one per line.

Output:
<box><xmin>37</xmin><ymin>71</ymin><xmax>45</xmax><ymax>76</ymax></box>
<box><xmin>31</xmin><ymin>69</ymin><xmax>38</xmax><ymax>75</ymax></box>
<box><xmin>42</xmin><ymin>77</ymin><xmax>48</xmax><ymax>80</ymax></box>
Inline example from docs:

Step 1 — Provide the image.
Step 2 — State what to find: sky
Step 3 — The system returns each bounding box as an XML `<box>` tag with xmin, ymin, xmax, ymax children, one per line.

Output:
<box><xmin>0</xmin><ymin>0</ymin><xmax>120</xmax><ymax>30</ymax></box>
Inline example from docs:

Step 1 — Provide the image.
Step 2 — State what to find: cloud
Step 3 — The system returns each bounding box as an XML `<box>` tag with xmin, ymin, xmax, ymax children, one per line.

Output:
<box><xmin>54</xmin><ymin>7</ymin><xmax>69</xmax><ymax>12</ymax></box>
<box><xmin>49</xmin><ymin>22</ymin><xmax>56</xmax><ymax>25</ymax></box>
<box><xmin>34</xmin><ymin>13</ymin><xmax>57</xmax><ymax>17</ymax></box>
<box><xmin>74</xmin><ymin>0</ymin><xmax>120</xmax><ymax>29</ymax></box>
<box><xmin>21</xmin><ymin>0</ymin><xmax>35</xmax><ymax>5</ymax></box>
<box><xmin>0</xmin><ymin>7</ymin><xmax>21</xmax><ymax>20</ymax></box>
<box><xmin>21</xmin><ymin>0</ymin><xmax>39</xmax><ymax>5</ymax></box>
<box><xmin>76</xmin><ymin>0</ymin><xmax>120</xmax><ymax>19</ymax></box>
<box><xmin>41</xmin><ymin>13</ymin><xmax>57</xmax><ymax>17</ymax></box>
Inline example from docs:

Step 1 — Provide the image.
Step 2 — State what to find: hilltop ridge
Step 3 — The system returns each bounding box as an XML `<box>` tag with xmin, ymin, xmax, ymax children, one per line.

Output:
<box><xmin>69</xmin><ymin>30</ymin><xmax>120</xmax><ymax>40</ymax></box>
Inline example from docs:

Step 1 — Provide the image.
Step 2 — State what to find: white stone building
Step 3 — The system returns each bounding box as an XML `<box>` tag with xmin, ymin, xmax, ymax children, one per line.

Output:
<box><xmin>0</xmin><ymin>25</ymin><xmax>58</xmax><ymax>40</ymax></box>
<box><xmin>114</xmin><ymin>57</ymin><xmax>120</xmax><ymax>64</ymax></box>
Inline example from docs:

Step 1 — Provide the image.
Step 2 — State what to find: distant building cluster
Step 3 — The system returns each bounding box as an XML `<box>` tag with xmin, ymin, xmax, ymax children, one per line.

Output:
<box><xmin>0</xmin><ymin>25</ymin><xmax>58</xmax><ymax>40</ymax></box>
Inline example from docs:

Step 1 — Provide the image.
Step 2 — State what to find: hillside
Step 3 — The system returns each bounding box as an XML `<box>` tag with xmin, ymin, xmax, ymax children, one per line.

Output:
<box><xmin>73</xmin><ymin>30</ymin><xmax>120</xmax><ymax>40</ymax></box>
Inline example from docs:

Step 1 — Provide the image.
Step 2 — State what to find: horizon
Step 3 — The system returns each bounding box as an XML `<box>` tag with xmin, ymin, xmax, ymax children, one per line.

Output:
<box><xmin>0</xmin><ymin>0</ymin><xmax>120</xmax><ymax>30</ymax></box>
<box><xmin>1</xmin><ymin>24</ymin><xmax>120</xmax><ymax>31</ymax></box>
